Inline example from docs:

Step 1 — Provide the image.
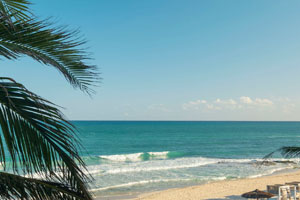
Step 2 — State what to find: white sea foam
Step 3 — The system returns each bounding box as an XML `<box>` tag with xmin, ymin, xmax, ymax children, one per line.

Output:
<box><xmin>98</xmin><ymin>151</ymin><xmax>300</xmax><ymax>164</ymax></box>
<box><xmin>88</xmin><ymin>154</ymin><xmax>298</xmax><ymax>195</ymax></box>
<box><xmin>99</xmin><ymin>151</ymin><xmax>170</xmax><ymax>162</ymax></box>
<box><xmin>89</xmin><ymin>172</ymin><xmax>278</xmax><ymax>192</ymax></box>
<box><xmin>90</xmin><ymin>178</ymin><xmax>192</xmax><ymax>192</ymax></box>
<box><xmin>98</xmin><ymin>151</ymin><xmax>253</xmax><ymax>163</ymax></box>
<box><xmin>90</xmin><ymin>166</ymin><xmax>294</xmax><ymax>192</ymax></box>
<box><xmin>89</xmin><ymin>156</ymin><xmax>220</xmax><ymax>175</ymax></box>
<box><xmin>89</xmin><ymin>155</ymin><xmax>299</xmax><ymax>175</ymax></box>
<box><xmin>247</xmin><ymin>166</ymin><xmax>295</xmax><ymax>178</ymax></box>
<box><xmin>104</xmin><ymin>158</ymin><xmax>218</xmax><ymax>174</ymax></box>
<box><xmin>100</xmin><ymin>153</ymin><xmax>143</xmax><ymax>162</ymax></box>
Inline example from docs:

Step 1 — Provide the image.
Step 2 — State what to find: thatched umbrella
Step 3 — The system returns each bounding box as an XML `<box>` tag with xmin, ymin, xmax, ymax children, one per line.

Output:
<box><xmin>242</xmin><ymin>189</ymin><xmax>274</xmax><ymax>200</ymax></box>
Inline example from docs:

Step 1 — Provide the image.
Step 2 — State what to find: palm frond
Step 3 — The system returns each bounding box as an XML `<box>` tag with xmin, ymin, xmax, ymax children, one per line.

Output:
<box><xmin>0</xmin><ymin>77</ymin><xmax>92</xmax><ymax>199</ymax></box>
<box><xmin>264</xmin><ymin>146</ymin><xmax>300</xmax><ymax>159</ymax></box>
<box><xmin>0</xmin><ymin>18</ymin><xmax>99</xmax><ymax>94</ymax></box>
<box><xmin>277</xmin><ymin>146</ymin><xmax>300</xmax><ymax>158</ymax></box>
<box><xmin>0</xmin><ymin>171</ymin><xmax>88</xmax><ymax>200</ymax></box>
<box><xmin>0</xmin><ymin>0</ymin><xmax>31</xmax><ymax>24</ymax></box>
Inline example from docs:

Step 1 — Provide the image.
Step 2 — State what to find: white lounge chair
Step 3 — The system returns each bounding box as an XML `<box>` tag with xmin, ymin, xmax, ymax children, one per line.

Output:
<box><xmin>278</xmin><ymin>185</ymin><xmax>297</xmax><ymax>200</ymax></box>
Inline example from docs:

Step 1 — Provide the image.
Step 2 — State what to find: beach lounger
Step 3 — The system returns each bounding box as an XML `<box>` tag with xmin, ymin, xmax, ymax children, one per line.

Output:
<box><xmin>278</xmin><ymin>185</ymin><xmax>296</xmax><ymax>200</ymax></box>
<box><xmin>267</xmin><ymin>184</ymin><xmax>285</xmax><ymax>195</ymax></box>
<box><xmin>285</xmin><ymin>182</ymin><xmax>300</xmax><ymax>199</ymax></box>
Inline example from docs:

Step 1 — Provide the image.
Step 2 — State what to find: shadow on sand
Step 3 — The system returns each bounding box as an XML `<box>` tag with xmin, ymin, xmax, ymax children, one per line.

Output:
<box><xmin>207</xmin><ymin>195</ymin><xmax>243</xmax><ymax>200</ymax></box>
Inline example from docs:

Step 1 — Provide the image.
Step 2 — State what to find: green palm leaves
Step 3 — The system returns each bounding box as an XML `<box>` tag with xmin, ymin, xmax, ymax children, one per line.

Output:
<box><xmin>0</xmin><ymin>18</ymin><xmax>98</xmax><ymax>94</ymax></box>
<box><xmin>0</xmin><ymin>78</ymin><xmax>92</xmax><ymax>199</ymax></box>
<box><xmin>0</xmin><ymin>171</ymin><xmax>87</xmax><ymax>200</ymax></box>
<box><xmin>0</xmin><ymin>0</ymin><xmax>98</xmax><ymax>199</ymax></box>
<box><xmin>0</xmin><ymin>0</ymin><xmax>31</xmax><ymax>23</ymax></box>
<box><xmin>265</xmin><ymin>146</ymin><xmax>300</xmax><ymax>159</ymax></box>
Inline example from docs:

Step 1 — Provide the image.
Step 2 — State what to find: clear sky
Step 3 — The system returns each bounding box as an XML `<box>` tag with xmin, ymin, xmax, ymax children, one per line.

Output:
<box><xmin>3</xmin><ymin>0</ymin><xmax>300</xmax><ymax>120</ymax></box>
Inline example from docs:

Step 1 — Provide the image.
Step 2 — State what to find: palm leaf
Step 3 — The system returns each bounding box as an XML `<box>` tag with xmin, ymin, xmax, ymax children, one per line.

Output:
<box><xmin>0</xmin><ymin>0</ymin><xmax>31</xmax><ymax>24</ymax></box>
<box><xmin>0</xmin><ymin>77</ymin><xmax>92</xmax><ymax>199</ymax></box>
<box><xmin>264</xmin><ymin>146</ymin><xmax>300</xmax><ymax>160</ymax></box>
<box><xmin>0</xmin><ymin>18</ymin><xmax>99</xmax><ymax>94</ymax></box>
<box><xmin>0</xmin><ymin>171</ymin><xmax>88</xmax><ymax>200</ymax></box>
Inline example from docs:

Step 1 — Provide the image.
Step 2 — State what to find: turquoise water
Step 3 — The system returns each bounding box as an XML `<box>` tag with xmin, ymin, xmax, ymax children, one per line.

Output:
<box><xmin>73</xmin><ymin>121</ymin><xmax>300</xmax><ymax>198</ymax></box>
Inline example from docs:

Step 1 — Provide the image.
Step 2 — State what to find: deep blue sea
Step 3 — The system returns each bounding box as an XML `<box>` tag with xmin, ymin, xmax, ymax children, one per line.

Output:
<box><xmin>73</xmin><ymin>121</ymin><xmax>300</xmax><ymax>198</ymax></box>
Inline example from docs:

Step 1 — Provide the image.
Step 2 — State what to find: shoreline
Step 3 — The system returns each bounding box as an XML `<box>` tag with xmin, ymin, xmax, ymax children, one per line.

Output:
<box><xmin>95</xmin><ymin>168</ymin><xmax>300</xmax><ymax>200</ymax></box>
<box><xmin>132</xmin><ymin>169</ymin><xmax>300</xmax><ymax>200</ymax></box>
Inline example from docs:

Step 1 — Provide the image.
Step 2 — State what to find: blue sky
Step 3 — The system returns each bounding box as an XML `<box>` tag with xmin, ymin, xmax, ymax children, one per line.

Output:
<box><xmin>3</xmin><ymin>0</ymin><xmax>300</xmax><ymax>120</ymax></box>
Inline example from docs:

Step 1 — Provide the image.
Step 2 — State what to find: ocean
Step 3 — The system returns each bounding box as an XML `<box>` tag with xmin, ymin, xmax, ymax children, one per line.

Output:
<box><xmin>74</xmin><ymin>121</ymin><xmax>300</xmax><ymax>199</ymax></box>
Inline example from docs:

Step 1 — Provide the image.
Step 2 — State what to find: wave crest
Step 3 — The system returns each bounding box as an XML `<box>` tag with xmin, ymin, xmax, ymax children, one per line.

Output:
<box><xmin>99</xmin><ymin>151</ymin><xmax>185</xmax><ymax>162</ymax></box>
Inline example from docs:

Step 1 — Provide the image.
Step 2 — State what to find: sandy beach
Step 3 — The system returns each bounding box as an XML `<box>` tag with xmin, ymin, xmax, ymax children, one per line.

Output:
<box><xmin>128</xmin><ymin>170</ymin><xmax>300</xmax><ymax>200</ymax></box>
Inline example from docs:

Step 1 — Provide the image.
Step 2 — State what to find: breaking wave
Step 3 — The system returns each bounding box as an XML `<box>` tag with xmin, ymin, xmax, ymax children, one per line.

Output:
<box><xmin>99</xmin><ymin>151</ymin><xmax>186</xmax><ymax>162</ymax></box>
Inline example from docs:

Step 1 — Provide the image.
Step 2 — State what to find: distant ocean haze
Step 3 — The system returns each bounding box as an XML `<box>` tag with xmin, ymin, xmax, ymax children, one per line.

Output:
<box><xmin>73</xmin><ymin>121</ymin><xmax>300</xmax><ymax>198</ymax></box>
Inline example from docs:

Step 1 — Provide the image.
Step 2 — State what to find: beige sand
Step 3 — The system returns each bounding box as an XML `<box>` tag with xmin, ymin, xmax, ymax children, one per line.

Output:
<box><xmin>133</xmin><ymin>170</ymin><xmax>300</xmax><ymax>200</ymax></box>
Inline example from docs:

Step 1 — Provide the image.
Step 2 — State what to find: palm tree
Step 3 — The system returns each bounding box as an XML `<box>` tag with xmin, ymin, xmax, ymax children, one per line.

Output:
<box><xmin>266</xmin><ymin>146</ymin><xmax>300</xmax><ymax>160</ymax></box>
<box><xmin>0</xmin><ymin>1</ymin><xmax>98</xmax><ymax>199</ymax></box>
